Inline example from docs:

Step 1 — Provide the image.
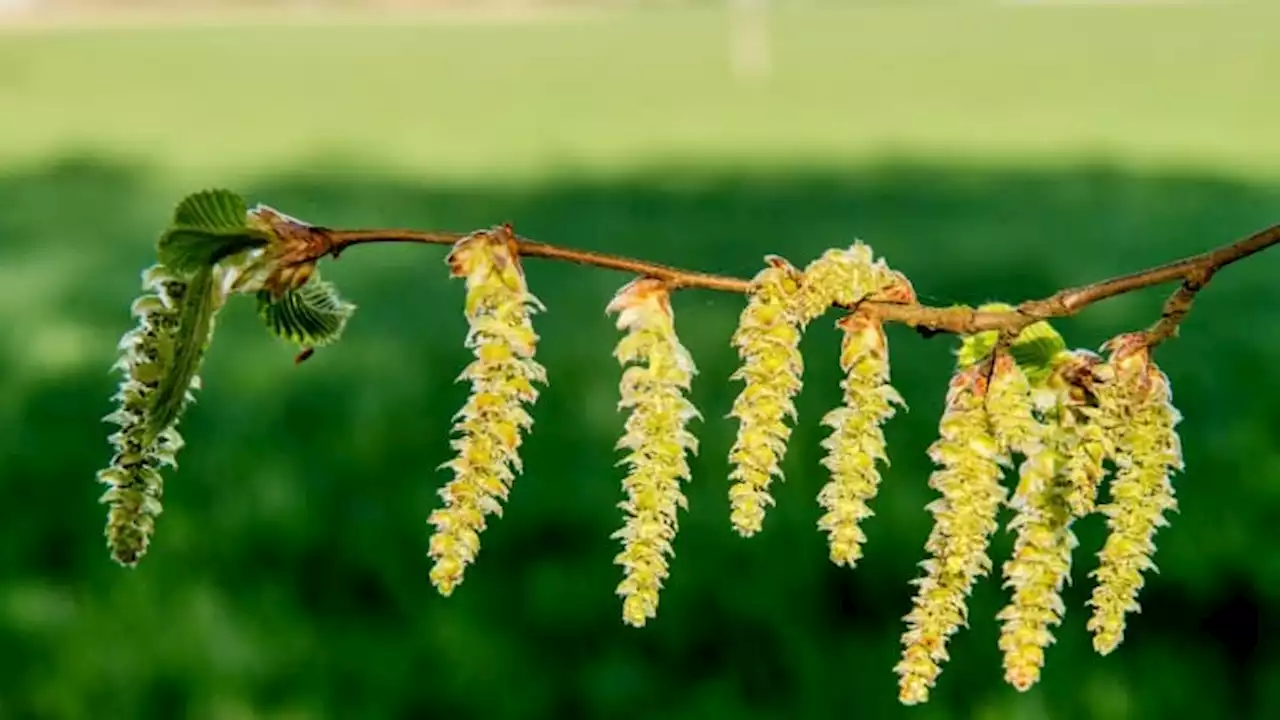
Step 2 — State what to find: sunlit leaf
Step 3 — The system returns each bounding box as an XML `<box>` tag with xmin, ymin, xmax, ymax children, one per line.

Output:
<box><xmin>955</xmin><ymin>303</ymin><xmax>1066</xmax><ymax>385</ymax></box>
<box><xmin>158</xmin><ymin>189</ymin><xmax>272</xmax><ymax>272</ymax></box>
<box><xmin>146</xmin><ymin>265</ymin><xmax>219</xmax><ymax>438</ymax></box>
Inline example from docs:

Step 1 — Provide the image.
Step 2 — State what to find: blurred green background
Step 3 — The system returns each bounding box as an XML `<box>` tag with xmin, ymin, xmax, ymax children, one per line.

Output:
<box><xmin>2</xmin><ymin>1</ymin><xmax>1279</xmax><ymax>718</ymax></box>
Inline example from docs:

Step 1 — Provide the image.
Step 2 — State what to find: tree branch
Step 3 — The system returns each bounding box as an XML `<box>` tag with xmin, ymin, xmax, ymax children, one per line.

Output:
<box><xmin>306</xmin><ymin>221</ymin><xmax>1280</xmax><ymax>345</ymax></box>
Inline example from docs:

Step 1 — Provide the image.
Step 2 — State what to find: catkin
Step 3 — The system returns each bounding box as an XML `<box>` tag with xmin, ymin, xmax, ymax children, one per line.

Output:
<box><xmin>726</xmin><ymin>257</ymin><xmax>806</xmax><ymax>536</ymax></box>
<box><xmin>429</xmin><ymin>229</ymin><xmax>548</xmax><ymax>596</ymax></box>
<box><xmin>98</xmin><ymin>265</ymin><xmax>206</xmax><ymax>566</ymax></box>
<box><xmin>816</xmin><ymin>311</ymin><xmax>904</xmax><ymax>567</ymax></box>
<box><xmin>607</xmin><ymin>278</ymin><xmax>700</xmax><ymax>627</ymax></box>
<box><xmin>1087</xmin><ymin>334</ymin><xmax>1183</xmax><ymax>655</ymax></box>
<box><xmin>897</xmin><ymin>364</ymin><xmax>1009</xmax><ymax>705</ymax></box>
<box><xmin>728</xmin><ymin>243</ymin><xmax>908</xmax><ymax>537</ymax></box>
<box><xmin>993</xmin><ymin>355</ymin><xmax>1077</xmax><ymax>692</ymax></box>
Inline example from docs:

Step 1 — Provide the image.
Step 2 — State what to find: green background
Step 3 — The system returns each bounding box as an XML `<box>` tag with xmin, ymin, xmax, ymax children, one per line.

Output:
<box><xmin>2</xmin><ymin>3</ymin><xmax>1279</xmax><ymax>718</ymax></box>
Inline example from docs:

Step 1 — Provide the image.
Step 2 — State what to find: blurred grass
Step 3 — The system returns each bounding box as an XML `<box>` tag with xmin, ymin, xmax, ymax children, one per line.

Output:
<box><xmin>2</xmin><ymin>3</ymin><xmax>1280</xmax><ymax>719</ymax></box>
<box><xmin>2</xmin><ymin>159</ymin><xmax>1278</xmax><ymax>719</ymax></box>
<box><xmin>1</xmin><ymin>2</ymin><xmax>1279</xmax><ymax>181</ymax></box>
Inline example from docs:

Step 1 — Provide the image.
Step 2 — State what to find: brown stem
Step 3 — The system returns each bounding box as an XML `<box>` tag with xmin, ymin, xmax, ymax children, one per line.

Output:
<box><xmin>316</xmin><ymin>222</ymin><xmax>1280</xmax><ymax>344</ymax></box>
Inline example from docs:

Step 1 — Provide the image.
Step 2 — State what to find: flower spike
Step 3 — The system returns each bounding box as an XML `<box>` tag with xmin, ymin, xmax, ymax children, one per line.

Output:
<box><xmin>726</xmin><ymin>256</ymin><xmax>806</xmax><ymax>536</ymax></box>
<box><xmin>816</xmin><ymin>311</ymin><xmax>904</xmax><ymax>567</ymax></box>
<box><xmin>429</xmin><ymin>227</ymin><xmax>548</xmax><ymax>596</ymax></box>
<box><xmin>897</xmin><ymin>363</ymin><xmax>1009</xmax><ymax>705</ymax></box>
<box><xmin>989</xmin><ymin>352</ymin><xmax>1077</xmax><ymax>692</ymax></box>
<box><xmin>1087</xmin><ymin>334</ymin><xmax>1183</xmax><ymax>655</ymax></box>
<box><xmin>607</xmin><ymin>278</ymin><xmax>700</xmax><ymax>627</ymax></box>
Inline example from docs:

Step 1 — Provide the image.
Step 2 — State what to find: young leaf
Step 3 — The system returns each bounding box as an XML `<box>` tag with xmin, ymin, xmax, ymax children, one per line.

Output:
<box><xmin>1009</xmin><ymin>319</ymin><xmax>1067</xmax><ymax>385</ymax></box>
<box><xmin>158</xmin><ymin>189</ymin><xmax>272</xmax><ymax>272</ymax></box>
<box><xmin>955</xmin><ymin>303</ymin><xmax>1066</xmax><ymax>385</ymax></box>
<box><xmin>146</xmin><ymin>265</ymin><xmax>219</xmax><ymax>439</ymax></box>
<box><xmin>256</xmin><ymin>274</ymin><xmax>356</xmax><ymax>348</ymax></box>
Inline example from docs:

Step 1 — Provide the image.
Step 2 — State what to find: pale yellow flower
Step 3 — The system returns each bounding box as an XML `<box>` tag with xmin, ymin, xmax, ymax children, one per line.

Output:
<box><xmin>796</xmin><ymin>242</ymin><xmax>908</xmax><ymax>322</ymax></box>
<box><xmin>727</xmin><ymin>256</ymin><xmax>806</xmax><ymax>536</ymax></box>
<box><xmin>1087</xmin><ymin>334</ymin><xmax>1183</xmax><ymax>655</ymax></box>
<box><xmin>998</xmin><ymin>438</ymin><xmax>1074</xmax><ymax>692</ymax></box>
<box><xmin>729</xmin><ymin>245</ymin><xmax>909</xmax><ymax>537</ymax></box>
<box><xmin>897</xmin><ymin>364</ymin><xmax>1008</xmax><ymax>705</ymax></box>
<box><xmin>607</xmin><ymin>278</ymin><xmax>700</xmax><ymax>627</ymax></box>
<box><xmin>429</xmin><ymin>228</ymin><xmax>547</xmax><ymax>596</ymax></box>
<box><xmin>816</xmin><ymin>311</ymin><xmax>904</xmax><ymax>567</ymax></box>
<box><xmin>994</xmin><ymin>360</ymin><xmax>1077</xmax><ymax>692</ymax></box>
<box><xmin>1053</xmin><ymin>350</ymin><xmax>1117</xmax><ymax>518</ymax></box>
<box><xmin>985</xmin><ymin>352</ymin><xmax>1039</xmax><ymax>454</ymax></box>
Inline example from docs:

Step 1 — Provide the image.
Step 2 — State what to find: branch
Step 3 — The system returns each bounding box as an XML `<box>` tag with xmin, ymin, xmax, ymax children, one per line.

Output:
<box><xmin>294</xmin><ymin>221</ymin><xmax>1280</xmax><ymax>345</ymax></box>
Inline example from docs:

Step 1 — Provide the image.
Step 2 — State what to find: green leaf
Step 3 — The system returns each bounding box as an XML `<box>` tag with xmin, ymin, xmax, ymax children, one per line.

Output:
<box><xmin>256</xmin><ymin>274</ymin><xmax>356</xmax><ymax>348</ymax></box>
<box><xmin>1009</xmin><ymin>319</ymin><xmax>1068</xmax><ymax>386</ymax></box>
<box><xmin>158</xmin><ymin>189</ymin><xmax>272</xmax><ymax>272</ymax></box>
<box><xmin>146</xmin><ymin>265</ymin><xmax>219</xmax><ymax>439</ymax></box>
<box><xmin>955</xmin><ymin>302</ymin><xmax>1067</xmax><ymax>385</ymax></box>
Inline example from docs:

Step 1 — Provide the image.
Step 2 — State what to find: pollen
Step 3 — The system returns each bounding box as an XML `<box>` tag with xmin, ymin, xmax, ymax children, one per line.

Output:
<box><xmin>607</xmin><ymin>278</ymin><xmax>700</xmax><ymax>627</ymax></box>
<box><xmin>429</xmin><ymin>228</ymin><xmax>548</xmax><ymax>596</ymax></box>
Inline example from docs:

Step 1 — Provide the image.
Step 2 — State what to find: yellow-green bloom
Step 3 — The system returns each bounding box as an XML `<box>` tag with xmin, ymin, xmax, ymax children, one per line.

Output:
<box><xmin>1087</xmin><ymin>334</ymin><xmax>1183</xmax><ymax>655</ymax></box>
<box><xmin>727</xmin><ymin>256</ymin><xmax>806</xmax><ymax>536</ymax></box>
<box><xmin>796</xmin><ymin>242</ymin><xmax>907</xmax><ymax>322</ymax></box>
<box><xmin>817</xmin><ymin>311</ymin><xmax>904</xmax><ymax>567</ymax></box>
<box><xmin>429</xmin><ymin>228</ymin><xmax>547</xmax><ymax>596</ymax></box>
<box><xmin>98</xmin><ymin>265</ymin><xmax>198</xmax><ymax>566</ymax></box>
<box><xmin>994</xmin><ymin>362</ymin><xmax>1078</xmax><ymax>692</ymax></box>
<box><xmin>998</xmin><ymin>438</ymin><xmax>1074</xmax><ymax>692</ymax></box>
<box><xmin>607</xmin><ymin>278</ymin><xmax>700</xmax><ymax>627</ymax></box>
<box><xmin>985</xmin><ymin>353</ymin><xmax>1039</xmax><ymax>454</ymax></box>
<box><xmin>1051</xmin><ymin>350</ymin><xmax>1117</xmax><ymax>517</ymax></box>
<box><xmin>728</xmin><ymin>245</ymin><xmax>909</xmax><ymax>537</ymax></box>
<box><xmin>897</xmin><ymin>365</ymin><xmax>1008</xmax><ymax>705</ymax></box>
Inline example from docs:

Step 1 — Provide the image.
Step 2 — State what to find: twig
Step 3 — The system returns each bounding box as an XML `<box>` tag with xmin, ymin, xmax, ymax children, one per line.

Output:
<box><xmin>307</xmin><ymin>222</ymin><xmax>1280</xmax><ymax>345</ymax></box>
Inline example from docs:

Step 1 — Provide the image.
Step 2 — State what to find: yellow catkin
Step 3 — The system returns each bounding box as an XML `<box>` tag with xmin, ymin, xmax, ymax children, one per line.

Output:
<box><xmin>1055</xmin><ymin>350</ymin><xmax>1118</xmax><ymax>518</ymax></box>
<box><xmin>607</xmin><ymin>278</ymin><xmax>700</xmax><ymax>627</ymax></box>
<box><xmin>796</xmin><ymin>242</ymin><xmax>908</xmax><ymax>323</ymax></box>
<box><xmin>726</xmin><ymin>256</ymin><xmax>806</xmax><ymax>536</ymax></box>
<box><xmin>428</xmin><ymin>228</ymin><xmax>548</xmax><ymax>596</ymax></box>
<box><xmin>816</xmin><ymin>311</ymin><xmax>904</xmax><ymax>567</ymax></box>
<box><xmin>991</xmin><ymin>354</ymin><xmax>1077</xmax><ymax>692</ymax></box>
<box><xmin>728</xmin><ymin>244</ymin><xmax>909</xmax><ymax>537</ymax></box>
<box><xmin>897</xmin><ymin>364</ymin><xmax>1008</xmax><ymax>705</ymax></box>
<box><xmin>1087</xmin><ymin>335</ymin><xmax>1183</xmax><ymax>655</ymax></box>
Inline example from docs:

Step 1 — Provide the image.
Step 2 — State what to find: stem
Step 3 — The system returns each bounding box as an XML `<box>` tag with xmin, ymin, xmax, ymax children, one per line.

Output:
<box><xmin>318</xmin><ymin>223</ymin><xmax>1280</xmax><ymax>343</ymax></box>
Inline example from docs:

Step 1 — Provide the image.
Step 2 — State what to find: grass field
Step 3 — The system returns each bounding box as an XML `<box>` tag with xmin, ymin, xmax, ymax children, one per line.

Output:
<box><xmin>2</xmin><ymin>3</ymin><xmax>1280</xmax><ymax>719</ymax></box>
<box><xmin>2</xmin><ymin>2</ymin><xmax>1279</xmax><ymax>182</ymax></box>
